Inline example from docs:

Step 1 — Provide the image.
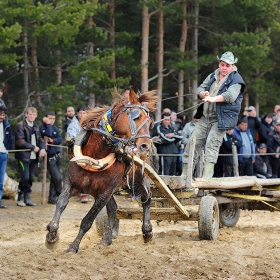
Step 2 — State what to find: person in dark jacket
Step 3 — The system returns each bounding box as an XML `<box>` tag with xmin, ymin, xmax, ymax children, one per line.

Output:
<box><xmin>258</xmin><ymin>113</ymin><xmax>273</xmax><ymax>144</ymax></box>
<box><xmin>267</xmin><ymin>119</ymin><xmax>280</xmax><ymax>177</ymax></box>
<box><xmin>243</xmin><ymin>106</ymin><xmax>261</xmax><ymax>144</ymax></box>
<box><xmin>40</xmin><ymin>111</ymin><xmax>62</xmax><ymax>204</ymax></box>
<box><xmin>182</xmin><ymin>51</ymin><xmax>245</xmax><ymax>180</ymax></box>
<box><xmin>15</xmin><ymin>107</ymin><xmax>46</xmax><ymax>207</ymax></box>
<box><xmin>233</xmin><ymin>118</ymin><xmax>255</xmax><ymax>176</ymax></box>
<box><xmin>219</xmin><ymin>128</ymin><xmax>242</xmax><ymax>177</ymax></box>
<box><xmin>253</xmin><ymin>143</ymin><xmax>275</xmax><ymax>179</ymax></box>
<box><xmin>0</xmin><ymin>106</ymin><xmax>12</xmax><ymax>208</ymax></box>
<box><xmin>157</xmin><ymin>113</ymin><xmax>183</xmax><ymax>175</ymax></box>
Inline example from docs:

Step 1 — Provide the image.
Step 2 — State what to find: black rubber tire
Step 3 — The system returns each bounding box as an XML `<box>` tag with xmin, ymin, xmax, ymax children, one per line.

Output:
<box><xmin>198</xmin><ymin>196</ymin><xmax>219</xmax><ymax>240</ymax></box>
<box><xmin>95</xmin><ymin>207</ymin><xmax>120</xmax><ymax>239</ymax></box>
<box><xmin>219</xmin><ymin>204</ymin><xmax>241</xmax><ymax>228</ymax></box>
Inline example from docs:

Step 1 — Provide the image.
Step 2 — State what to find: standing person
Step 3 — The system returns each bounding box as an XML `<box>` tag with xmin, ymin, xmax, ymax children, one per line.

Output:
<box><xmin>15</xmin><ymin>107</ymin><xmax>46</xmax><ymax>207</ymax></box>
<box><xmin>254</xmin><ymin>143</ymin><xmax>275</xmax><ymax>179</ymax></box>
<box><xmin>156</xmin><ymin>113</ymin><xmax>182</xmax><ymax>175</ymax></box>
<box><xmin>0</xmin><ymin>106</ymin><xmax>13</xmax><ymax>209</ymax></box>
<box><xmin>233</xmin><ymin>118</ymin><xmax>255</xmax><ymax>176</ymax></box>
<box><xmin>243</xmin><ymin>106</ymin><xmax>261</xmax><ymax>144</ymax></box>
<box><xmin>123</xmin><ymin>86</ymin><xmax>130</xmax><ymax>98</ymax></box>
<box><xmin>258</xmin><ymin>113</ymin><xmax>273</xmax><ymax>144</ymax></box>
<box><xmin>65</xmin><ymin>105</ymin><xmax>90</xmax><ymax>203</ymax></box>
<box><xmin>219</xmin><ymin>129</ymin><xmax>242</xmax><ymax>177</ymax></box>
<box><xmin>0</xmin><ymin>83</ymin><xmax>6</xmax><ymax>108</ymax></box>
<box><xmin>64</xmin><ymin>106</ymin><xmax>76</xmax><ymax>133</ymax></box>
<box><xmin>182</xmin><ymin>51</ymin><xmax>245</xmax><ymax>180</ymax></box>
<box><xmin>267</xmin><ymin>119</ymin><xmax>280</xmax><ymax>177</ymax></box>
<box><xmin>39</xmin><ymin>111</ymin><xmax>62</xmax><ymax>204</ymax></box>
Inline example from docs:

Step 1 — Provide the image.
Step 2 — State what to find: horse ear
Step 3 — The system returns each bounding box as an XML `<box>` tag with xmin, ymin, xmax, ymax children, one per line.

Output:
<box><xmin>128</xmin><ymin>87</ymin><xmax>138</xmax><ymax>104</ymax></box>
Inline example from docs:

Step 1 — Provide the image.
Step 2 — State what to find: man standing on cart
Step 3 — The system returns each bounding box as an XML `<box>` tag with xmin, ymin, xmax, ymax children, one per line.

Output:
<box><xmin>182</xmin><ymin>51</ymin><xmax>245</xmax><ymax>180</ymax></box>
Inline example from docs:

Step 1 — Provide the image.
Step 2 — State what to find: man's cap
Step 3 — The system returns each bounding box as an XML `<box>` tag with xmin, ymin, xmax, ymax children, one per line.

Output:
<box><xmin>274</xmin><ymin>119</ymin><xmax>280</xmax><ymax>125</ymax></box>
<box><xmin>217</xmin><ymin>51</ymin><xmax>238</xmax><ymax>65</ymax></box>
<box><xmin>258</xmin><ymin>143</ymin><xmax>267</xmax><ymax>149</ymax></box>
<box><xmin>246</xmin><ymin>106</ymin><xmax>255</xmax><ymax>111</ymax></box>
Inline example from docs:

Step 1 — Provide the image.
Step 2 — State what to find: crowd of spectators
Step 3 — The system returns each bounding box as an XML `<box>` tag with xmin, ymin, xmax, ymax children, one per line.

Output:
<box><xmin>152</xmin><ymin>104</ymin><xmax>280</xmax><ymax>179</ymax></box>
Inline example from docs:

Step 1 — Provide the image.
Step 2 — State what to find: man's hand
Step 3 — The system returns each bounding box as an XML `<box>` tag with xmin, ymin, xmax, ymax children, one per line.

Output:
<box><xmin>33</xmin><ymin>146</ymin><xmax>40</xmax><ymax>153</ymax></box>
<box><xmin>203</xmin><ymin>95</ymin><xmax>215</xmax><ymax>103</ymax></box>
<box><xmin>165</xmin><ymin>133</ymin><xmax>173</xmax><ymax>138</ymax></box>
<box><xmin>199</xmin><ymin>91</ymin><xmax>209</xmax><ymax>99</ymax></box>
<box><xmin>39</xmin><ymin>149</ymin><xmax>46</xmax><ymax>158</ymax></box>
<box><xmin>43</xmin><ymin>117</ymin><xmax>51</xmax><ymax>124</ymax></box>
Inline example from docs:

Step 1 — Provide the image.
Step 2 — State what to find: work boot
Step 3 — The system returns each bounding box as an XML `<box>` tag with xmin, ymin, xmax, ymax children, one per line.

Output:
<box><xmin>24</xmin><ymin>192</ymin><xmax>37</xmax><ymax>206</ymax></box>
<box><xmin>181</xmin><ymin>163</ymin><xmax>188</xmax><ymax>179</ymax></box>
<box><xmin>17</xmin><ymin>192</ymin><xmax>26</xmax><ymax>207</ymax></box>
<box><xmin>201</xmin><ymin>161</ymin><xmax>215</xmax><ymax>181</ymax></box>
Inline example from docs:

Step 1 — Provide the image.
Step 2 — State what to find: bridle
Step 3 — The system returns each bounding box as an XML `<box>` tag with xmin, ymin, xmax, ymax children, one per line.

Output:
<box><xmin>93</xmin><ymin>103</ymin><xmax>153</xmax><ymax>148</ymax></box>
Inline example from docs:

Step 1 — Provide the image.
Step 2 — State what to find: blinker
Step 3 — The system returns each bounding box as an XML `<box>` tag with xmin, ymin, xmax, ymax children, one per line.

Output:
<box><xmin>129</xmin><ymin>109</ymin><xmax>141</xmax><ymax>120</ymax></box>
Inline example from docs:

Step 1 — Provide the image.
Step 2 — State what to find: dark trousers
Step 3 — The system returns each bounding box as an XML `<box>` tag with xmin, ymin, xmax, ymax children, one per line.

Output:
<box><xmin>223</xmin><ymin>163</ymin><xmax>234</xmax><ymax>177</ymax></box>
<box><xmin>161</xmin><ymin>155</ymin><xmax>177</xmax><ymax>175</ymax></box>
<box><xmin>47</xmin><ymin>154</ymin><xmax>62</xmax><ymax>203</ymax></box>
<box><xmin>270</xmin><ymin>157</ymin><xmax>280</xmax><ymax>177</ymax></box>
<box><xmin>18</xmin><ymin>159</ymin><xmax>37</xmax><ymax>194</ymax></box>
<box><xmin>238</xmin><ymin>158</ymin><xmax>253</xmax><ymax>176</ymax></box>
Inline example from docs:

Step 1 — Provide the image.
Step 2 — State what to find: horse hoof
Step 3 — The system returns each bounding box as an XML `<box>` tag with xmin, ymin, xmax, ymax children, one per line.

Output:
<box><xmin>143</xmin><ymin>232</ymin><xmax>153</xmax><ymax>243</ymax></box>
<box><xmin>98</xmin><ymin>239</ymin><xmax>111</xmax><ymax>247</ymax></box>
<box><xmin>46</xmin><ymin>231</ymin><xmax>59</xmax><ymax>244</ymax></box>
<box><xmin>45</xmin><ymin>239</ymin><xmax>59</xmax><ymax>250</ymax></box>
<box><xmin>64</xmin><ymin>247</ymin><xmax>78</xmax><ymax>254</ymax></box>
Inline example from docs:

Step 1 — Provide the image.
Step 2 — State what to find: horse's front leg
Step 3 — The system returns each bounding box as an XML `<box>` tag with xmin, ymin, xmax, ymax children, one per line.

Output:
<box><xmin>46</xmin><ymin>177</ymin><xmax>71</xmax><ymax>246</ymax></box>
<box><xmin>65</xmin><ymin>192</ymin><xmax>112</xmax><ymax>254</ymax></box>
<box><xmin>140</xmin><ymin>175</ymin><xmax>153</xmax><ymax>243</ymax></box>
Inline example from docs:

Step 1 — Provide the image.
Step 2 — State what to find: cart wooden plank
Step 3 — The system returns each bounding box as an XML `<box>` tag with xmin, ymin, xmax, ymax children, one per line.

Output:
<box><xmin>124</xmin><ymin>154</ymin><xmax>190</xmax><ymax>218</ymax></box>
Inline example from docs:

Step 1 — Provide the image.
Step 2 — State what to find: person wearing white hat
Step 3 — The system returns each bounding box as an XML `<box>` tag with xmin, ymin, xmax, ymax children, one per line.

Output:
<box><xmin>182</xmin><ymin>51</ymin><xmax>245</xmax><ymax>180</ymax></box>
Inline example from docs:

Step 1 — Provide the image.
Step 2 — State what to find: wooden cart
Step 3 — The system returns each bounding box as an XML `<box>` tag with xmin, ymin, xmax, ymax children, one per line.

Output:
<box><xmin>95</xmin><ymin>141</ymin><xmax>280</xmax><ymax>240</ymax></box>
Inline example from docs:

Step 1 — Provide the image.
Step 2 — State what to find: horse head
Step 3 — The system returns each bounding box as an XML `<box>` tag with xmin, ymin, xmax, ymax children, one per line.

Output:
<box><xmin>112</xmin><ymin>87</ymin><xmax>159</xmax><ymax>157</ymax></box>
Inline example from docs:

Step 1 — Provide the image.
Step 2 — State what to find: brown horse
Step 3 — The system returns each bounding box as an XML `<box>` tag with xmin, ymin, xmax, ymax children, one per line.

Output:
<box><xmin>46</xmin><ymin>88</ymin><xmax>159</xmax><ymax>253</ymax></box>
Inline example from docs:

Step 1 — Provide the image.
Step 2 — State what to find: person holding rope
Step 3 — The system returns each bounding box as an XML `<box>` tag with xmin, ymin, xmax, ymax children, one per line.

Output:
<box><xmin>15</xmin><ymin>107</ymin><xmax>46</xmax><ymax>206</ymax></box>
<box><xmin>182</xmin><ymin>51</ymin><xmax>245</xmax><ymax>180</ymax></box>
<box><xmin>39</xmin><ymin>111</ymin><xmax>62</xmax><ymax>204</ymax></box>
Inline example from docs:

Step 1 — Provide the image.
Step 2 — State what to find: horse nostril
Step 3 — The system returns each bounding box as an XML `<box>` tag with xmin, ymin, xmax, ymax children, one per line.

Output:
<box><xmin>140</xmin><ymin>143</ymin><xmax>149</xmax><ymax>151</ymax></box>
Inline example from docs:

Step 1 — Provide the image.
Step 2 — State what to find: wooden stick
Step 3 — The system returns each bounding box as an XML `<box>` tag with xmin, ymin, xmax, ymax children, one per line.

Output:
<box><xmin>41</xmin><ymin>139</ymin><xmax>48</xmax><ymax>204</ymax></box>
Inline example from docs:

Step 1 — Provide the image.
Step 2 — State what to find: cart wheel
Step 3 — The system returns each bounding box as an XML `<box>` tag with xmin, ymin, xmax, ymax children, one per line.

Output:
<box><xmin>219</xmin><ymin>204</ymin><xmax>240</xmax><ymax>228</ymax></box>
<box><xmin>198</xmin><ymin>196</ymin><xmax>219</xmax><ymax>240</ymax></box>
<box><xmin>95</xmin><ymin>207</ymin><xmax>120</xmax><ymax>239</ymax></box>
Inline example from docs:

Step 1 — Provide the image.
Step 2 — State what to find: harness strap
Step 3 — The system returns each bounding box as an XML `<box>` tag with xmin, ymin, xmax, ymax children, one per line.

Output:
<box><xmin>71</xmin><ymin>152</ymin><xmax>116</xmax><ymax>172</ymax></box>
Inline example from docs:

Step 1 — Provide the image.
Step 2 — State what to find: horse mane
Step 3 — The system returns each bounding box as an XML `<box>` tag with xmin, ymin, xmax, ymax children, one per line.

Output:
<box><xmin>80</xmin><ymin>88</ymin><xmax>159</xmax><ymax>129</ymax></box>
<box><xmin>80</xmin><ymin>106</ymin><xmax>110</xmax><ymax>129</ymax></box>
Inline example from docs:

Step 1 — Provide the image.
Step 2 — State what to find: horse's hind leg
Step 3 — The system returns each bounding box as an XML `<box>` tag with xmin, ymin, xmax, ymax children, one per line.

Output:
<box><xmin>46</xmin><ymin>176</ymin><xmax>71</xmax><ymax>246</ymax></box>
<box><xmin>65</xmin><ymin>193</ymin><xmax>112</xmax><ymax>253</ymax></box>
<box><xmin>140</xmin><ymin>175</ymin><xmax>153</xmax><ymax>243</ymax></box>
<box><xmin>99</xmin><ymin>195</ymin><xmax>118</xmax><ymax>245</ymax></box>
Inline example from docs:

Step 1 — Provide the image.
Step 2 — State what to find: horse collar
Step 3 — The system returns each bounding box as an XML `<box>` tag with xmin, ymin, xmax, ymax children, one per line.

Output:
<box><xmin>99</xmin><ymin>108</ymin><xmax>118</xmax><ymax>142</ymax></box>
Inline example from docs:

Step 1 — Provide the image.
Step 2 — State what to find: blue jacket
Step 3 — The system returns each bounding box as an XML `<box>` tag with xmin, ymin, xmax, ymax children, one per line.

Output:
<box><xmin>39</xmin><ymin>123</ymin><xmax>62</xmax><ymax>156</ymax></box>
<box><xmin>2</xmin><ymin>118</ymin><xmax>13</xmax><ymax>150</ymax></box>
<box><xmin>233</xmin><ymin>126</ymin><xmax>255</xmax><ymax>162</ymax></box>
<box><xmin>195</xmin><ymin>71</ymin><xmax>245</xmax><ymax>130</ymax></box>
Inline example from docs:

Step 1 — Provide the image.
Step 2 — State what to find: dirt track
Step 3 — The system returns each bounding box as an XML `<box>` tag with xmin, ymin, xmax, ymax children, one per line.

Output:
<box><xmin>1</xmin><ymin>183</ymin><xmax>280</xmax><ymax>280</ymax></box>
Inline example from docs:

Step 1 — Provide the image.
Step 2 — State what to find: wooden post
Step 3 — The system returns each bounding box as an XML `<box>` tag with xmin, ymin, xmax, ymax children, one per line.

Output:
<box><xmin>185</xmin><ymin>136</ymin><xmax>195</xmax><ymax>188</ymax></box>
<box><xmin>232</xmin><ymin>144</ymin><xmax>239</xmax><ymax>177</ymax></box>
<box><xmin>41</xmin><ymin>139</ymin><xmax>48</xmax><ymax>204</ymax></box>
<box><xmin>197</xmin><ymin>149</ymin><xmax>204</xmax><ymax>178</ymax></box>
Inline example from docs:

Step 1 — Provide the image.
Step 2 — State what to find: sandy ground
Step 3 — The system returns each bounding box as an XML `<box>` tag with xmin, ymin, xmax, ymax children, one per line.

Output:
<box><xmin>1</xmin><ymin>183</ymin><xmax>280</xmax><ymax>280</ymax></box>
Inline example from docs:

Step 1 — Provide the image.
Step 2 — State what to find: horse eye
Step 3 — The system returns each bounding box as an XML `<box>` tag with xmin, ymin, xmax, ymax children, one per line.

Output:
<box><xmin>150</xmin><ymin>118</ymin><xmax>154</xmax><ymax>129</ymax></box>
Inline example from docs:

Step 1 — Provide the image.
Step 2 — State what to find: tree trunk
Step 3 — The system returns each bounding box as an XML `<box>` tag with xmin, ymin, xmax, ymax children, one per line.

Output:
<box><xmin>155</xmin><ymin>0</ymin><xmax>164</xmax><ymax>121</ymax></box>
<box><xmin>109</xmin><ymin>0</ymin><xmax>116</xmax><ymax>81</ymax></box>
<box><xmin>141</xmin><ymin>1</ymin><xmax>150</xmax><ymax>94</ymax></box>
<box><xmin>191</xmin><ymin>1</ymin><xmax>199</xmax><ymax>107</ymax></box>
<box><xmin>177</xmin><ymin>0</ymin><xmax>188</xmax><ymax>113</ymax></box>
<box><xmin>23</xmin><ymin>23</ymin><xmax>29</xmax><ymax>101</ymax></box>
<box><xmin>30</xmin><ymin>36</ymin><xmax>41</xmax><ymax>107</ymax></box>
